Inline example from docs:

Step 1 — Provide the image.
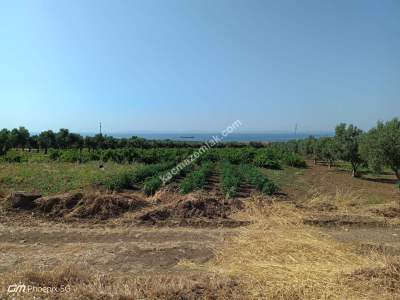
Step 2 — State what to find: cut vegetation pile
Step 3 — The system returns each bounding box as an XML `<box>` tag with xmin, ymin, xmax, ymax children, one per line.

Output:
<box><xmin>137</xmin><ymin>195</ymin><xmax>245</xmax><ymax>227</ymax></box>
<box><xmin>4</xmin><ymin>191</ymin><xmax>148</xmax><ymax>220</ymax></box>
<box><xmin>67</xmin><ymin>193</ymin><xmax>148</xmax><ymax>220</ymax></box>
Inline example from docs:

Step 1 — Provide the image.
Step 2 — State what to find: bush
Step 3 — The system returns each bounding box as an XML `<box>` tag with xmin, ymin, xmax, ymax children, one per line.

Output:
<box><xmin>143</xmin><ymin>177</ymin><xmax>162</xmax><ymax>196</ymax></box>
<box><xmin>221</xmin><ymin>162</ymin><xmax>241</xmax><ymax>197</ymax></box>
<box><xmin>240</xmin><ymin>164</ymin><xmax>278</xmax><ymax>196</ymax></box>
<box><xmin>103</xmin><ymin>171</ymin><xmax>133</xmax><ymax>191</ymax></box>
<box><xmin>281</xmin><ymin>153</ymin><xmax>307</xmax><ymax>168</ymax></box>
<box><xmin>253</xmin><ymin>153</ymin><xmax>281</xmax><ymax>169</ymax></box>
<box><xmin>48</xmin><ymin>149</ymin><xmax>60</xmax><ymax>160</ymax></box>
<box><xmin>1</xmin><ymin>150</ymin><xmax>27</xmax><ymax>163</ymax></box>
<box><xmin>59</xmin><ymin>150</ymin><xmax>81</xmax><ymax>163</ymax></box>
<box><xmin>261</xmin><ymin>181</ymin><xmax>279</xmax><ymax>195</ymax></box>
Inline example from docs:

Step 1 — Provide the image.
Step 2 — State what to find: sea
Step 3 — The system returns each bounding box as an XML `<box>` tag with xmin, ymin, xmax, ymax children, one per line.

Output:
<box><xmin>98</xmin><ymin>132</ymin><xmax>333</xmax><ymax>142</ymax></box>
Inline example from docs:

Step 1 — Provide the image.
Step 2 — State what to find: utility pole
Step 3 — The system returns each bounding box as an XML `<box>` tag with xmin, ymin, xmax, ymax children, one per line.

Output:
<box><xmin>99</xmin><ymin>122</ymin><xmax>102</xmax><ymax>135</ymax></box>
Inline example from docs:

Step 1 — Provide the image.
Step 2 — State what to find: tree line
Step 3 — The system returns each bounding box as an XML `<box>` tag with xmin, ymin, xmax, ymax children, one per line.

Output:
<box><xmin>276</xmin><ymin>118</ymin><xmax>400</xmax><ymax>179</ymax></box>
<box><xmin>0</xmin><ymin>128</ymin><xmax>208</xmax><ymax>155</ymax></box>
<box><xmin>0</xmin><ymin>127</ymin><xmax>261</xmax><ymax>155</ymax></box>
<box><xmin>0</xmin><ymin>118</ymin><xmax>399</xmax><ymax>179</ymax></box>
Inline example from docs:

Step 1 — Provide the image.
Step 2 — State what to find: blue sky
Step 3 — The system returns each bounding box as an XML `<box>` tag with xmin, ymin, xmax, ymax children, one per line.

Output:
<box><xmin>0</xmin><ymin>0</ymin><xmax>399</xmax><ymax>133</ymax></box>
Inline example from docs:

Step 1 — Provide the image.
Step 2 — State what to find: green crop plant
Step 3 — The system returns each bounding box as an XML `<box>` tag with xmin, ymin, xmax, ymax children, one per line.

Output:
<box><xmin>180</xmin><ymin>162</ymin><xmax>214</xmax><ymax>194</ymax></box>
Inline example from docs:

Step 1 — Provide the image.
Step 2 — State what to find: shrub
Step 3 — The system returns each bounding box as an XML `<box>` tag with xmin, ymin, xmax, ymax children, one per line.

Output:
<box><xmin>240</xmin><ymin>164</ymin><xmax>278</xmax><ymax>196</ymax></box>
<box><xmin>180</xmin><ymin>162</ymin><xmax>214</xmax><ymax>194</ymax></box>
<box><xmin>253</xmin><ymin>153</ymin><xmax>281</xmax><ymax>169</ymax></box>
<box><xmin>103</xmin><ymin>170</ymin><xmax>133</xmax><ymax>191</ymax></box>
<box><xmin>143</xmin><ymin>177</ymin><xmax>162</xmax><ymax>196</ymax></box>
<box><xmin>59</xmin><ymin>150</ymin><xmax>81</xmax><ymax>163</ymax></box>
<box><xmin>221</xmin><ymin>162</ymin><xmax>241</xmax><ymax>197</ymax></box>
<box><xmin>48</xmin><ymin>149</ymin><xmax>60</xmax><ymax>160</ymax></box>
<box><xmin>281</xmin><ymin>153</ymin><xmax>307</xmax><ymax>168</ymax></box>
<box><xmin>2</xmin><ymin>150</ymin><xmax>27</xmax><ymax>163</ymax></box>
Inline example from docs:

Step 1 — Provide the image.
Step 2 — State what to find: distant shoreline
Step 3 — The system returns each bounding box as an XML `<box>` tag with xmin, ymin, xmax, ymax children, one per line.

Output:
<box><xmin>63</xmin><ymin>132</ymin><xmax>334</xmax><ymax>142</ymax></box>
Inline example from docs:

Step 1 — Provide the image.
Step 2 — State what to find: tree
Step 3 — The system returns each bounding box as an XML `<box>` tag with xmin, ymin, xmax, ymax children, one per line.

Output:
<box><xmin>319</xmin><ymin>137</ymin><xmax>338</xmax><ymax>168</ymax></box>
<box><xmin>68</xmin><ymin>133</ymin><xmax>84</xmax><ymax>151</ymax></box>
<box><xmin>84</xmin><ymin>136</ymin><xmax>96</xmax><ymax>152</ymax></box>
<box><xmin>10</xmin><ymin>127</ymin><xmax>30</xmax><ymax>150</ymax></box>
<box><xmin>361</xmin><ymin>118</ymin><xmax>400</xmax><ymax>180</ymax></box>
<box><xmin>38</xmin><ymin>130</ymin><xmax>56</xmax><ymax>154</ymax></box>
<box><xmin>28</xmin><ymin>135</ymin><xmax>39</xmax><ymax>152</ymax></box>
<box><xmin>55</xmin><ymin>129</ymin><xmax>70</xmax><ymax>149</ymax></box>
<box><xmin>93</xmin><ymin>134</ymin><xmax>105</xmax><ymax>149</ymax></box>
<box><xmin>0</xmin><ymin>129</ymin><xmax>11</xmax><ymax>155</ymax></box>
<box><xmin>335</xmin><ymin>123</ymin><xmax>363</xmax><ymax>177</ymax></box>
<box><xmin>312</xmin><ymin>138</ymin><xmax>325</xmax><ymax>165</ymax></box>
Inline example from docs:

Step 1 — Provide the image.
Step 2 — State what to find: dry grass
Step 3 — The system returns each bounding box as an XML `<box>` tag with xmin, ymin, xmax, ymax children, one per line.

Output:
<box><xmin>1</xmin><ymin>193</ymin><xmax>399</xmax><ymax>299</ymax></box>
<box><xmin>212</xmin><ymin>198</ymin><xmax>399</xmax><ymax>299</ymax></box>
<box><xmin>306</xmin><ymin>188</ymin><xmax>362</xmax><ymax>210</ymax></box>
<box><xmin>0</xmin><ymin>265</ymin><xmax>242</xmax><ymax>299</ymax></box>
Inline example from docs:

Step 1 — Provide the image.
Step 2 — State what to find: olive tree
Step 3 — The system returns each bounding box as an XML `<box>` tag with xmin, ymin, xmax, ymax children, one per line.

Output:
<box><xmin>319</xmin><ymin>137</ymin><xmax>338</xmax><ymax>168</ymax></box>
<box><xmin>361</xmin><ymin>118</ymin><xmax>400</xmax><ymax>180</ymax></box>
<box><xmin>10</xmin><ymin>127</ymin><xmax>30</xmax><ymax>150</ymax></box>
<box><xmin>335</xmin><ymin>123</ymin><xmax>363</xmax><ymax>177</ymax></box>
<box><xmin>55</xmin><ymin>129</ymin><xmax>70</xmax><ymax>149</ymax></box>
<box><xmin>38</xmin><ymin>130</ymin><xmax>56</xmax><ymax>154</ymax></box>
<box><xmin>0</xmin><ymin>129</ymin><xmax>11</xmax><ymax>155</ymax></box>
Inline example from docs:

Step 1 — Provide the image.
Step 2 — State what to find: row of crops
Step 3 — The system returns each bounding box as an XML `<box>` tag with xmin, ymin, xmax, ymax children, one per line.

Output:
<box><xmin>2</xmin><ymin>147</ymin><xmax>306</xmax><ymax>169</ymax></box>
<box><xmin>102</xmin><ymin>160</ymin><xmax>278</xmax><ymax>197</ymax></box>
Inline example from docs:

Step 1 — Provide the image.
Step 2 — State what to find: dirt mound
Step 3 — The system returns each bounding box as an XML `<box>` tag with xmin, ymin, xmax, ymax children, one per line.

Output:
<box><xmin>372</xmin><ymin>207</ymin><xmax>400</xmax><ymax>218</ymax></box>
<box><xmin>35</xmin><ymin>192</ymin><xmax>83</xmax><ymax>217</ymax></box>
<box><xmin>31</xmin><ymin>192</ymin><xmax>148</xmax><ymax>220</ymax></box>
<box><xmin>349</xmin><ymin>262</ymin><xmax>400</xmax><ymax>293</ymax></box>
<box><xmin>150</xmin><ymin>188</ymin><xmax>186</xmax><ymax>205</ymax></box>
<box><xmin>303</xmin><ymin>214</ymin><xmax>388</xmax><ymax>227</ymax></box>
<box><xmin>6</xmin><ymin>191</ymin><xmax>41</xmax><ymax>209</ymax></box>
<box><xmin>69</xmin><ymin>194</ymin><xmax>147</xmax><ymax>220</ymax></box>
<box><xmin>137</xmin><ymin>196</ymin><xmax>245</xmax><ymax>227</ymax></box>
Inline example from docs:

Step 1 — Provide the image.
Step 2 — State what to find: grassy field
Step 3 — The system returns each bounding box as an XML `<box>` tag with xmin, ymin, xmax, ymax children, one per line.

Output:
<box><xmin>0</xmin><ymin>161</ymin><xmax>135</xmax><ymax>196</ymax></box>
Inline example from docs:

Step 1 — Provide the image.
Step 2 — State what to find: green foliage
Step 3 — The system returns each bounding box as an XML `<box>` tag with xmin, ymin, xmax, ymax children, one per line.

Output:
<box><xmin>0</xmin><ymin>150</ymin><xmax>28</xmax><ymax>163</ymax></box>
<box><xmin>317</xmin><ymin>137</ymin><xmax>338</xmax><ymax>167</ymax></box>
<box><xmin>240</xmin><ymin>164</ymin><xmax>278</xmax><ymax>195</ymax></box>
<box><xmin>101</xmin><ymin>162</ymin><xmax>175</xmax><ymax>191</ymax></box>
<box><xmin>220</xmin><ymin>162</ymin><xmax>242</xmax><ymax>197</ymax></box>
<box><xmin>0</xmin><ymin>129</ymin><xmax>11</xmax><ymax>155</ymax></box>
<box><xmin>38</xmin><ymin>130</ymin><xmax>56</xmax><ymax>153</ymax></box>
<box><xmin>143</xmin><ymin>176</ymin><xmax>162</xmax><ymax>196</ymax></box>
<box><xmin>335</xmin><ymin>123</ymin><xmax>363</xmax><ymax>177</ymax></box>
<box><xmin>55</xmin><ymin>129</ymin><xmax>70</xmax><ymax>149</ymax></box>
<box><xmin>0</xmin><ymin>161</ymin><xmax>132</xmax><ymax>196</ymax></box>
<box><xmin>253</xmin><ymin>150</ymin><xmax>281</xmax><ymax>169</ymax></box>
<box><xmin>360</xmin><ymin>118</ymin><xmax>400</xmax><ymax>179</ymax></box>
<box><xmin>281</xmin><ymin>153</ymin><xmax>307</xmax><ymax>168</ymax></box>
<box><xmin>48</xmin><ymin>149</ymin><xmax>61</xmax><ymax>160</ymax></box>
<box><xmin>180</xmin><ymin>162</ymin><xmax>214</xmax><ymax>194</ymax></box>
<box><xmin>103</xmin><ymin>170</ymin><xmax>134</xmax><ymax>191</ymax></box>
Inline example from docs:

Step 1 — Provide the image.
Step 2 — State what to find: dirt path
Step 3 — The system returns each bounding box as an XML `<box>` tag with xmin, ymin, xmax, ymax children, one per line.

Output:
<box><xmin>0</xmin><ymin>223</ymin><xmax>236</xmax><ymax>275</ymax></box>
